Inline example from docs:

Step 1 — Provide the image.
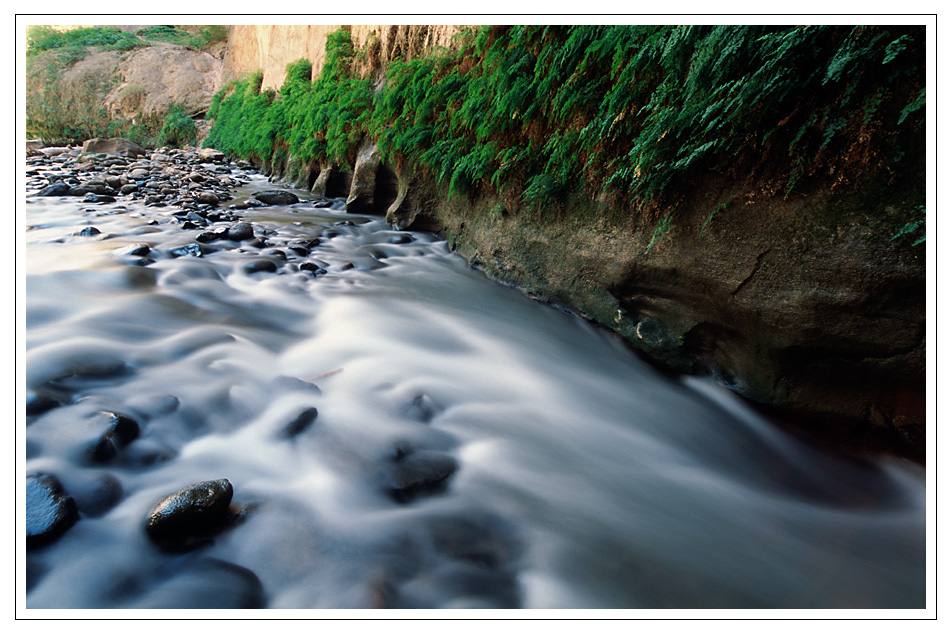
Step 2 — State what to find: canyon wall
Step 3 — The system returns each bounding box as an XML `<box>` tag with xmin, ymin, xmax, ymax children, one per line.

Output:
<box><xmin>224</xmin><ymin>25</ymin><xmax>461</xmax><ymax>88</ymax></box>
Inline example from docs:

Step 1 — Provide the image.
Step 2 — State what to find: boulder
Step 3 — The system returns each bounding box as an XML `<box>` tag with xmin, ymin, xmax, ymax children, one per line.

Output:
<box><xmin>36</xmin><ymin>182</ymin><xmax>71</xmax><ymax>197</ymax></box>
<box><xmin>196</xmin><ymin>147</ymin><xmax>226</xmax><ymax>163</ymax></box>
<box><xmin>81</xmin><ymin>137</ymin><xmax>147</xmax><ymax>158</ymax></box>
<box><xmin>252</xmin><ymin>190</ymin><xmax>299</xmax><ymax>206</ymax></box>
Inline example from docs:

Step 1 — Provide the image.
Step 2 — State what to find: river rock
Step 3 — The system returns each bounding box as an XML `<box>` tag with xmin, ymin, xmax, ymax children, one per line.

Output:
<box><xmin>130</xmin><ymin>558</ymin><xmax>265</xmax><ymax>609</ymax></box>
<box><xmin>281</xmin><ymin>407</ymin><xmax>318</xmax><ymax>438</ymax></box>
<box><xmin>381</xmin><ymin>449</ymin><xmax>458</xmax><ymax>502</ymax></box>
<box><xmin>196</xmin><ymin>148</ymin><xmax>226</xmax><ymax>163</ymax></box>
<box><xmin>144</xmin><ymin>479</ymin><xmax>234</xmax><ymax>547</ymax></box>
<box><xmin>81</xmin><ymin>137</ymin><xmax>147</xmax><ymax>158</ymax></box>
<box><xmin>252</xmin><ymin>190</ymin><xmax>299</xmax><ymax>206</ymax></box>
<box><xmin>82</xmin><ymin>193</ymin><xmax>117</xmax><ymax>204</ymax></box>
<box><xmin>26</xmin><ymin>393</ymin><xmax>61</xmax><ymax>417</ymax></box>
<box><xmin>168</xmin><ymin>243</ymin><xmax>204</xmax><ymax>258</ymax></box>
<box><xmin>227</xmin><ymin>222</ymin><xmax>255</xmax><ymax>241</ymax></box>
<box><xmin>89</xmin><ymin>411</ymin><xmax>141</xmax><ymax>463</ymax></box>
<box><xmin>36</xmin><ymin>182</ymin><xmax>71</xmax><ymax>196</ymax></box>
<box><xmin>243</xmin><ymin>259</ymin><xmax>278</xmax><ymax>274</ymax></box>
<box><xmin>120</xmin><ymin>184</ymin><xmax>139</xmax><ymax>195</ymax></box>
<box><xmin>26</xmin><ymin>473</ymin><xmax>79</xmax><ymax>549</ymax></box>
<box><xmin>194</xmin><ymin>191</ymin><xmax>219</xmax><ymax>206</ymax></box>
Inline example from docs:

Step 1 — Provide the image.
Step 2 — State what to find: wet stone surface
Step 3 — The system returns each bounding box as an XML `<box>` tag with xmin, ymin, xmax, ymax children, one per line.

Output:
<box><xmin>26</xmin><ymin>473</ymin><xmax>79</xmax><ymax>549</ymax></box>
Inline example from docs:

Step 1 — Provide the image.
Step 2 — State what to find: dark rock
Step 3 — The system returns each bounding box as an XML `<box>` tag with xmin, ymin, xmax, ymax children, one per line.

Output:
<box><xmin>243</xmin><ymin>259</ymin><xmax>278</xmax><ymax>274</ymax></box>
<box><xmin>299</xmin><ymin>262</ymin><xmax>327</xmax><ymax>275</ymax></box>
<box><xmin>82</xmin><ymin>193</ymin><xmax>117</xmax><ymax>204</ymax></box>
<box><xmin>168</xmin><ymin>243</ymin><xmax>204</xmax><ymax>258</ymax></box>
<box><xmin>74</xmin><ymin>227</ymin><xmax>101</xmax><ymax>237</ymax></box>
<box><xmin>68</xmin><ymin>184</ymin><xmax>97</xmax><ymax>196</ymax></box>
<box><xmin>65</xmin><ymin>472</ymin><xmax>124</xmax><ymax>517</ymax></box>
<box><xmin>633</xmin><ymin>316</ymin><xmax>696</xmax><ymax>373</ymax></box>
<box><xmin>227</xmin><ymin>222</ymin><xmax>255</xmax><ymax>241</ymax></box>
<box><xmin>26</xmin><ymin>393</ymin><xmax>61</xmax><ymax>417</ymax></box>
<box><xmin>26</xmin><ymin>473</ymin><xmax>79</xmax><ymax>549</ymax></box>
<box><xmin>404</xmin><ymin>393</ymin><xmax>438</xmax><ymax>423</ymax></box>
<box><xmin>252</xmin><ymin>190</ymin><xmax>299</xmax><ymax>206</ymax></box>
<box><xmin>120</xmin><ymin>184</ymin><xmax>139</xmax><ymax>195</ymax></box>
<box><xmin>130</xmin><ymin>558</ymin><xmax>265</xmax><ymax>609</ymax></box>
<box><xmin>36</xmin><ymin>182</ymin><xmax>71</xmax><ymax>196</ymax></box>
<box><xmin>282</xmin><ymin>407</ymin><xmax>318</xmax><ymax>438</ymax></box>
<box><xmin>381</xmin><ymin>449</ymin><xmax>458</xmax><ymax>502</ymax></box>
<box><xmin>144</xmin><ymin>479</ymin><xmax>234</xmax><ymax>548</ymax></box>
<box><xmin>312</xmin><ymin>199</ymin><xmax>332</xmax><ymax>208</ymax></box>
<box><xmin>89</xmin><ymin>412</ymin><xmax>141</xmax><ymax>463</ymax></box>
<box><xmin>116</xmin><ymin>243</ymin><xmax>151</xmax><ymax>257</ymax></box>
<box><xmin>195</xmin><ymin>191</ymin><xmax>219</xmax><ymax>206</ymax></box>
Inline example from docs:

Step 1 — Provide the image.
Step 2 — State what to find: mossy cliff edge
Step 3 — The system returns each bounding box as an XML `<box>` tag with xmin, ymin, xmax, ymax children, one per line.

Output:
<box><xmin>211</xmin><ymin>25</ymin><xmax>927</xmax><ymax>458</ymax></box>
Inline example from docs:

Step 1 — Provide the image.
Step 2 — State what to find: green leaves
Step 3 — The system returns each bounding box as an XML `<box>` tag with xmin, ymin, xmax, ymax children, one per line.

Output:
<box><xmin>204</xmin><ymin>24</ymin><xmax>924</xmax><ymax>224</ymax></box>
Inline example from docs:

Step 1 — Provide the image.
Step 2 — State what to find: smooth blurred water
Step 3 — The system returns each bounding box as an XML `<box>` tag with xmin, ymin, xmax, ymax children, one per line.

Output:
<box><xmin>22</xmin><ymin>174</ymin><xmax>926</xmax><ymax>610</ymax></box>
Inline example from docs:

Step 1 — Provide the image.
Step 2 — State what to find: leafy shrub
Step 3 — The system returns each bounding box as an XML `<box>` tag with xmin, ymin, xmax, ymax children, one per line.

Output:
<box><xmin>27</xmin><ymin>25</ymin><xmax>144</xmax><ymax>55</ymax></box>
<box><xmin>157</xmin><ymin>104</ymin><xmax>198</xmax><ymax>147</ymax></box>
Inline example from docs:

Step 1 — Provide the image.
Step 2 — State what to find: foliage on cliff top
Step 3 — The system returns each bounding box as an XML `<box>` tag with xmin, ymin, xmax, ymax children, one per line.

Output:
<box><xmin>205</xmin><ymin>25</ymin><xmax>925</xmax><ymax>240</ymax></box>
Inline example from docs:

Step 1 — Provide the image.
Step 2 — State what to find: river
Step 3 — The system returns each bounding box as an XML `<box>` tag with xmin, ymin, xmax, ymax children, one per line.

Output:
<box><xmin>22</xmin><ymin>168</ymin><xmax>926</xmax><ymax>610</ymax></box>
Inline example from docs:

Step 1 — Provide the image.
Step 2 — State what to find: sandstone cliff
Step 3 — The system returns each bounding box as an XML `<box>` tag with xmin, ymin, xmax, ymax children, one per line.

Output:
<box><xmin>224</xmin><ymin>25</ymin><xmax>461</xmax><ymax>89</ymax></box>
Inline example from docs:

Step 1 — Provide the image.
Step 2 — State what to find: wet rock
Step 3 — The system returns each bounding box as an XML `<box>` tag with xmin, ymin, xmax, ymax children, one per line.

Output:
<box><xmin>120</xmin><ymin>184</ymin><xmax>139</xmax><ymax>195</ymax></box>
<box><xmin>299</xmin><ymin>262</ymin><xmax>327</xmax><ymax>275</ymax></box>
<box><xmin>404</xmin><ymin>393</ymin><xmax>438</xmax><ymax>423</ymax></box>
<box><xmin>252</xmin><ymin>190</ymin><xmax>299</xmax><ymax>206</ymax></box>
<box><xmin>345</xmin><ymin>140</ymin><xmax>382</xmax><ymax>213</ymax></box>
<box><xmin>243</xmin><ymin>259</ymin><xmax>278</xmax><ymax>275</ymax></box>
<box><xmin>194</xmin><ymin>191</ymin><xmax>219</xmax><ymax>206</ymax></box>
<box><xmin>82</xmin><ymin>193</ymin><xmax>116</xmax><ymax>204</ymax></box>
<box><xmin>73</xmin><ymin>227</ymin><xmax>101</xmax><ymax>237</ymax></box>
<box><xmin>130</xmin><ymin>558</ymin><xmax>265</xmax><ymax>609</ymax></box>
<box><xmin>65</xmin><ymin>471</ymin><xmax>124</xmax><ymax>517</ymax></box>
<box><xmin>89</xmin><ymin>411</ymin><xmax>141</xmax><ymax>463</ymax></box>
<box><xmin>36</xmin><ymin>182</ymin><xmax>71</xmax><ymax>196</ymax></box>
<box><xmin>282</xmin><ymin>407</ymin><xmax>318</xmax><ymax>438</ymax></box>
<box><xmin>145</xmin><ymin>479</ymin><xmax>234</xmax><ymax>548</ymax></box>
<box><xmin>116</xmin><ymin>243</ymin><xmax>151</xmax><ymax>257</ymax></box>
<box><xmin>168</xmin><ymin>243</ymin><xmax>204</xmax><ymax>258</ymax></box>
<box><xmin>26</xmin><ymin>393</ymin><xmax>61</xmax><ymax>417</ymax></box>
<box><xmin>26</xmin><ymin>473</ymin><xmax>79</xmax><ymax>549</ymax></box>
<box><xmin>381</xmin><ymin>449</ymin><xmax>458</xmax><ymax>502</ymax></box>
<box><xmin>227</xmin><ymin>222</ymin><xmax>255</xmax><ymax>241</ymax></box>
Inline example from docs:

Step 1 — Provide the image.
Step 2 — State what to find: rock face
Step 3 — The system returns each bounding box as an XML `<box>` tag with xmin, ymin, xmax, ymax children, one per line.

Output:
<box><xmin>224</xmin><ymin>25</ymin><xmax>461</xmax><ymax>89</ymax></box>
<box><xmin>105</xmin><ymin>45</ymin><xmax>224</xmax><ymax>119</ymax></box>
<box><xmin>387</xmin><ymin>165</ymin><xmax>926</xmax><ymax>459</ymax></box>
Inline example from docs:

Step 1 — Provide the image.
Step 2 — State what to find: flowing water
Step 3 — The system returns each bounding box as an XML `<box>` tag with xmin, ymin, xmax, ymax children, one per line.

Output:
<box><xmin>22</xmin><ymin>171</ymin><xmax>926</xmax><ymax>610</ymax></box>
